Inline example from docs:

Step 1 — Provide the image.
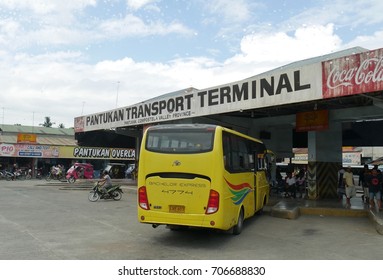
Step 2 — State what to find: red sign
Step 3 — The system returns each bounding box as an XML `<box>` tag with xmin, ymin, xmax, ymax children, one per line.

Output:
<box><xmin>322</xmin><ymin>47</ymin><xmax>383</xmax><ymax>98</ymax></box>
<box><xmin>74</xmin><ymin>117</ymin><xmax>84</xmax><ymax>133</ymax></box>
<box><xmin>296</xmin><ymin>110</ymin><xmax>329</xmax><ymax>132</ymax></box>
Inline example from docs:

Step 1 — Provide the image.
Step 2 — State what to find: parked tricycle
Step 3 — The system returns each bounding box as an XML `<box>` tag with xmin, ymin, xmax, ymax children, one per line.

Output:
<box><xmin>66</xmin><ymin>163</ymin><xmax>94</xmax><ymax>184</ymax></box>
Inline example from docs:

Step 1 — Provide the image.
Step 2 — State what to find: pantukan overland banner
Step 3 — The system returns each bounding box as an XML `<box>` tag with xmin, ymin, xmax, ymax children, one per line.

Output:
<box><xmin>0</xmin><ymin>143</ymin><xmax>135</xmax><ymax>160</ymax></box>
<box><xmin>75</xmin><ymin>63</ymin><xmax>322</xmax><ymax>132</ymax></box>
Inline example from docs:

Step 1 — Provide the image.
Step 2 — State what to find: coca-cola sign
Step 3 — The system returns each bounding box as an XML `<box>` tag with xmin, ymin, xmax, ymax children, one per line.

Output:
<box><xmin>322</xmin><ymin>48</ymin><xmax>383</xmax><ymax>98</ymax></box>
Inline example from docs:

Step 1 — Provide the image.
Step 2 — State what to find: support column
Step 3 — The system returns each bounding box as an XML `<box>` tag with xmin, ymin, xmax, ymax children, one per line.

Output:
<box><xmin>307</xmin><ymin>122</ymin><xmax>342</xmax><ymax>199</ymax></box>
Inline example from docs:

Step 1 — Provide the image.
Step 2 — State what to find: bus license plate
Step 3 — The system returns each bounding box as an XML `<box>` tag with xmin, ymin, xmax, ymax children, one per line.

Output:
<box><xmin>169</xmin><ymin>205</ymin><xmax>185</xmax><ymax>213</ymax></box>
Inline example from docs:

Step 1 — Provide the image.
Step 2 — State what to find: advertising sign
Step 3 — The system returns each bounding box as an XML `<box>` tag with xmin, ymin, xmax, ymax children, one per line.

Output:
<box><xmin>0</xmin><ymin>143</ymin><xmax>16</xmax><ymax>156</ymax></box>
<box><xmin>0</xmin><ymin>144</ymin><xmax>58</xmax><ymax>158</ymax></box>
<box><xmin>0</xmin><ymin>144</ymin><xmax>135</xmax><ymax>160</ymax></box>
<box><xmin>291</xmin><ymin>152</ymin><xmax>361</xmax><ymax>165</ymax></box>
<box><xmin>60</xmin><ymin>146</ymin><xmax>135</xmax><ymax>160</ymax></box>
<box><xmin>323</xmin><ymin>47</ymin><xmax>383</xmax><ymax>98</ymax></box>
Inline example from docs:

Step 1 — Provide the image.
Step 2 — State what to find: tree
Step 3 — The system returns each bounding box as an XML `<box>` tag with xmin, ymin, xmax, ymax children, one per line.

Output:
<box><xmin>58</xmin><ymin>123</ymin><xmax>65</xmax><ymax>128</ymax></box>
<box><xmin>40</xmin><ymin>116</ymin><xmax>54</xmax><ymax>127</ymax></box>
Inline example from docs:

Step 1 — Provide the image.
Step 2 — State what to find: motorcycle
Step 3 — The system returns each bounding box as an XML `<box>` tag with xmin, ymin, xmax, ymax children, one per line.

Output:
<box><xmin>0</xmin><ymin>170</ymin><xmax>6</xmax><ymax>180</ymax></box>
<box><xmin>25</xmin><ymin>168</ymin><xmax>32</xmax><ymax>180</ymax></box>
<box><xmin>5</xmin><ymin>169</ymin><xmax>25</xmax><ymax>181</ymax></box>
<box><xmin>46</xmin><ymin>166</ymin><xmax>65</xmax><ymax>181</ymax></box>
<box><xmin>88</xmin><ymin>182</ymin><xmax>123</xmax><ymax>202</ymax></box>
<box><xmin>35</xmin><ymin>168</ymin><xmax>43</xmax><ymax>179</ymax></box>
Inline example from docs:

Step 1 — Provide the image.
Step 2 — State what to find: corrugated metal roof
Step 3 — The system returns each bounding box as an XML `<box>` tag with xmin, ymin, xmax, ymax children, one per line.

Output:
<box><xmin>0</xmin><ymin>124</ymin><xmax>74</xmax><ymax>136</ymax></box>
<box><xmin>250</xmin><ymin>46</ymin><xmax>368</xmax><ymax>78</ymax></box>
<box><xmin>0</xmin><ymin>135</ymin><xmax>77</xmax><ymax>146</ymax></box>
<box><xmin>0</xmin><ymin>124</ymin><xmax>76</xmax><ymax>146</ymax></box>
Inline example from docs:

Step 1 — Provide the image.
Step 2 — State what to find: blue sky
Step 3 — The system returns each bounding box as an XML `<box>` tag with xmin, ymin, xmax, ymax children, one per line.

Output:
<box><xmin>1</xmin><ymin>0</ymin><xmax>383</xmax><ymax>128</ymax></box>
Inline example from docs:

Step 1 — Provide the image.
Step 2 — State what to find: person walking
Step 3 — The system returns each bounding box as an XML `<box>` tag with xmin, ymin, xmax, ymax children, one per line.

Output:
<box><xmin>337</xmin><ymin>167</ymin><xmax>345</xmax><ymax>201</ymax></box>
<box><xmin>366</xmin><ymin>168</ymin><xmax>382</xmax><ymax>211</ymax></box>
<box><xmin>359</xmin><ymin>164</ymin><xmax>370</xmax><ymax>204</ymax></box>
<box><xmin>343</xmin><ymin>167</ymin><xmax>356</xmax><ymax>208</ymax></box>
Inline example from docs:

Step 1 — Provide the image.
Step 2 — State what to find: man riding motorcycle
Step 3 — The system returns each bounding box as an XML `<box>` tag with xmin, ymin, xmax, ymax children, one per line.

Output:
<box><xmin>98</xmin><ymin>170</ymin><xmax>112</xmax><ymax>195</ymax></box>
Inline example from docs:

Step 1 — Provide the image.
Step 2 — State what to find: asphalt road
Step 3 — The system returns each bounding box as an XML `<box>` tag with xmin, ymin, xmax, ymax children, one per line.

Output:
<box><xmin>0</xmin><ymin>179</ymin><xmax>382</xmax><ymax>260</ymax></box>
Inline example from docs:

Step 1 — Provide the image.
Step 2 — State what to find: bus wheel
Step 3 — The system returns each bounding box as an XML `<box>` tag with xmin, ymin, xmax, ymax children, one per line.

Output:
<box><xmin>256</xmin><ymin>197</ymin><xmax>266</xmax><ymax>215</ymax></box>
<box><xmin>232</xmin><ymin>208</ymin><xmax>244</xmax><ymax>235</ymax></box>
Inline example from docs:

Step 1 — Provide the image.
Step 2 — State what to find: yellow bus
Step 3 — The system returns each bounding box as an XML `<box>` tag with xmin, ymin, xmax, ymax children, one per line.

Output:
<box><xmin>137</xmin><ymin>124</ymin><xmax>272</xmax><ymax>234</ymax></box>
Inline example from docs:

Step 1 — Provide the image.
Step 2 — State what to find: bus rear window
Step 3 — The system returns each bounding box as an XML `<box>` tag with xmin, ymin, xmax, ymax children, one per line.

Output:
<box><xmin>146</xmin><ymin>129</ymin><xmax>215</xmax><ymax>153</ymax></box>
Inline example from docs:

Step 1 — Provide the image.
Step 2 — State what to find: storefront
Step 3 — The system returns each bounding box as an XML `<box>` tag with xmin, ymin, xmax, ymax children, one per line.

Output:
<box><xmin>0</xmin><ymin>125</ymin><xmax>135</xmax><ymax>177</ymax></box>
<box><xmin>0</xmin><ymin>142</ymin><xmax>135</xmax><ymax>176</ymax></box>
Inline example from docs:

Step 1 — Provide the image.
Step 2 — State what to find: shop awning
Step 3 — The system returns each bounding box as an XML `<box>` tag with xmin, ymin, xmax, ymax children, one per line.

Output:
<box><xmin>366</xmin><ymin>157</ymin><xmax>383</xmax><ymax>166</ymax></box>
<box><xmin>0</xmin><ymin>135</ymin><xmax>77</xmax><ymax>146</ymax></box>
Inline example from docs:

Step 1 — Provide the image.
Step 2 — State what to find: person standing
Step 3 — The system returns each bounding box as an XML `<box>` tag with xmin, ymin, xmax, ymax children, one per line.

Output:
<box><xmin>366</xmin><ymin>168</ymin><xmax>382</xmax><ymax>211</ymax></box>
<box><xmin>295</xmin><ymin>169</ymin><xmax>306</xmax><ymax>198</ymax></box>
<box><xmin>343</xmin><ymin>167</ymin><xmax>356</xmax><ymax>207</ymax></box>
<box><xmin>285</xmin><ymin>172</ymin><xmax>296</xmax><ymax>198</ymax></box>
<box><xmin>337</xmin><ymin>167</ymin><xmax>345</xmax><ymax>201</ymax></box>
<box><xmin>359</xmin><ymin>165</ymin><xmax>370</xmax><ymax>204</ymax></box>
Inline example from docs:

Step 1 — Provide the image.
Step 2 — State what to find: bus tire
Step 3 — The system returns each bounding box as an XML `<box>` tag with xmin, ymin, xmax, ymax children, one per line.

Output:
<box><xmin>232</xmin><ymin>208</ymin><xmax>244</xmax><ymax>235</ymax></box>
<box><xmin>257</xmin><ymin>196</ymin><xmax>267</xmax><ymax>215</ymax></box>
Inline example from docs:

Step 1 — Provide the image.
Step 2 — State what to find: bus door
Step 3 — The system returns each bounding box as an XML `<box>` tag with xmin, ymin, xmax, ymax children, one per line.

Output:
<box><xmin>253</xmin><ymin>151</ymin><xmax>271</xmax><ymax>211</ymax></box>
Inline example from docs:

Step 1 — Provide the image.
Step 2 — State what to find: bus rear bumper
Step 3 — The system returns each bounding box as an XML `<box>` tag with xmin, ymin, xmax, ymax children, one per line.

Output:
<box><xmin>138</xmin><ymin>211</ymin><xmax>230</xmax><ymax>230</ymax></box>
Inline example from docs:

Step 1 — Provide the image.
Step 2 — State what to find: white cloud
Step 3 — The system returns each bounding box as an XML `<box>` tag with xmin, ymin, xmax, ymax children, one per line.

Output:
<box><xmin>203</xmin><ymin>0</ymin><xmax>252</xmax><ymax>22</ymax></box>
<box><xmin>0</xmin><ymin>0</ymin><xmax>96</xmax><ymax>14</ymax></box>
<box><xmin>1</xmin><ymin>1</ymin><xmax>382</xmax><ymax>128</ymax></box>
<box><xmin>229</xmin><ymin>24</ymin><xmax>342</xmax><ymax>66</ymax></box>
<box><xmin>126</xmin><ymin>0</ymin><xmax>158</xmax><ymax>11</ymax></box>
<box><xmin>344</xmin><ymin>30</ymin><xmax>383</xmax><ymax>51</ymax></box>
<box><xmin>0</xmin><ymin>22</ymin><xmax>365</xmax><ymax>128</ymax></box>
<box><xmin>99</xmin><ymin>14</ymin><xmax>194</xmax><ymax>37</ymax></box>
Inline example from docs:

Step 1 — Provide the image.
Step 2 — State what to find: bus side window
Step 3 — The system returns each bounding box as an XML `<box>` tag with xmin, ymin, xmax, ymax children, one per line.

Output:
<box><xmin>257</xmin><ymin>155</ymin><xmax>266</xmax><ymax>170</ymax></box>
<box><xmin>249</xmin><ymin>154</ymin><xmax>255</xmax><ymax>171</ymax></box>
<box><xmin>222</xmin><ymin>133</ymin><xmax>231</xmax><ymax>170</ymax></box>
<box><xmin>253</xmin><ymin>154</ymin><xmax>258</xmax><ymax>171</ymax></box>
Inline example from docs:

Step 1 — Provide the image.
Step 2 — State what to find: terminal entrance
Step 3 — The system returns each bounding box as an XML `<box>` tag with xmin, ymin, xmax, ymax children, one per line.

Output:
<box><xmin>74</xmin><ymin>47</ymin><xmax>383</xmax><ymax>200</ymax></box>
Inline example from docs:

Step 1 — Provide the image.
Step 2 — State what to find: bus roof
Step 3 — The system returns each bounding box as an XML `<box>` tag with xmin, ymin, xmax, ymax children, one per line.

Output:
<box><xmin>147</xmin><ymin>123</ymin><xmax>264</xmax><ymax>144</ymax></box>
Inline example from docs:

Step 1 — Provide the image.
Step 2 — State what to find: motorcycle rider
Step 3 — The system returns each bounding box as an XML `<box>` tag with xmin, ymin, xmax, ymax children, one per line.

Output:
<box><xmin>11</xmin><ymin>163</ymin><xmax>18</xmax><ymax>180</ymax></box>
<box><xmin>98</xmin><ymin>170</ymin><xmax>112</xmax><ymax>194</ymax></box>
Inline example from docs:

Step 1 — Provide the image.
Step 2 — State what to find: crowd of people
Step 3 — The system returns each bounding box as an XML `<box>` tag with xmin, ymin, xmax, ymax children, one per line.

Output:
<box><xmin>274</xmin><ymin>167</ymin><xmax>307</xmax><ymax>199</ymax></box>
<box><xmin>275</xmin><ymin>163</ymin><xmax>382</xmax><ymax>212</ymax></box>
<box><xmin>338</xmin><ymin>165</ymin><xmax>382</xmax><ymax>210</ymax></box>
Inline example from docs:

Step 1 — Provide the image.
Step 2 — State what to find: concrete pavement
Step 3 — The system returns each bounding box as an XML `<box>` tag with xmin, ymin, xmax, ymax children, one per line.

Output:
<box><xmin>52</xmin><ymin>178</ymin><xmax>383</xmax><ymax>235</ymax></box>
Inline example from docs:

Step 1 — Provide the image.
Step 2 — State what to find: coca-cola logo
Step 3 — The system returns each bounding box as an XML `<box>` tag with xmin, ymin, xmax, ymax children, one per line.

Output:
<box><xmin>326</xmin><ymin>57</ymin><xmax>383</xmax><ymax>89</ymax></box>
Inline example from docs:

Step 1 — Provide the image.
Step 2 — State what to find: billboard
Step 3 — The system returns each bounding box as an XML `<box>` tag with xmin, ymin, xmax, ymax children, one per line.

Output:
<box><xmin>323</xmin><ymin>47</ymin><xmax>383</xmax><ymax>98</ymax></box>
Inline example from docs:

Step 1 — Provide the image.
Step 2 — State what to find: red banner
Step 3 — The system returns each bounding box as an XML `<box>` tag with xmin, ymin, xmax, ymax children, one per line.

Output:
<box><xmin>322</xmin><ymin>47</ymin><xmax>383</xmax><ymax>98</ymax></box>
<box><xmin>296</xmin><ymin>110</ymin><xmax>329</xmax><ymax>132</ymax></box>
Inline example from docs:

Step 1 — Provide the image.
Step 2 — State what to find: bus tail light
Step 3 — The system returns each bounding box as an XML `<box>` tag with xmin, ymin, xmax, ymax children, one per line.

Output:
<box><xmin>138</xmin><ymin>186</ymin><xmax>150</xmax><ymax>210</ymax></box>
<box><xmin>206</xmin><ymin>189</ymin><xmax>219</xmax><ymax>214</ymax></box>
